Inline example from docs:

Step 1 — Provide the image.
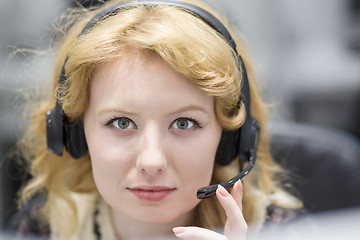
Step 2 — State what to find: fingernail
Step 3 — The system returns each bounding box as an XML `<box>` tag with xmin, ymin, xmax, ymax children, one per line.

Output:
<box><xmin>234</xmin><ymin>179</ymin><xmax>242</xmax><ymax>189</ymax></box>
<box><xmin>173</xmin><ymin>226</ymin><xmax>186</xmax><ymax>235</ymax></box>
<box><xmin>217</xmin><ymin>184</ymin><xmax>230</xmax><ymax>197</ymax></box>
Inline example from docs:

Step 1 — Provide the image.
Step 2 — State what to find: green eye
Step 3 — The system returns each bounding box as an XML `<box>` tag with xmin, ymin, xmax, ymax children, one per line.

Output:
<box><xmin>109</xmin><ymin>117</ymin><xmax>135</xmax><ymax>129</ymax></box>
<box><xmin>117</xmin><ymin>118</ymin><xmax>130</xmax><ymax>129</ymax></box>
<box><xmin>172</xmin><ymin>118</ymin><xmax>198</xmax><ymax>130</ymax></box>
<box><xmin>176</xmin><ymin>119</ymin><xmax>189</xmax><ymax>129</ymax></box>
<box><xmin>105</xmin><ymin>117</ymin><xmax>137</xmax><ymax>131</ymax></box>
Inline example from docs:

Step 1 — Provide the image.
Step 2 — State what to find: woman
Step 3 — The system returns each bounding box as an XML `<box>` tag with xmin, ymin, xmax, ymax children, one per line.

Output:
<box><xmin>8</xmin><ymin>0</ymin><xmax>302</xmax><ymax>239</ymax></box>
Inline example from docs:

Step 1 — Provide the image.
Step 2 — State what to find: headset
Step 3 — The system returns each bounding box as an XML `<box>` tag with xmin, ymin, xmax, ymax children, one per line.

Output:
<box><xmin>46</xmin><ymin>0</ymin><xmax>260</xmax><ymax>199</ymax></box>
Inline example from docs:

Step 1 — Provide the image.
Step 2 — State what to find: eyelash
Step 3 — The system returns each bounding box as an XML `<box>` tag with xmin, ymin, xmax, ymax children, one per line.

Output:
<box><xmin>171</xmin><ymin>117</ymin><xmax>202</xmax><ymax>130</ymax></box>
<box><xmin>104</xmin><ymin>116</ymin><xmax>202</xmax><ymax>130</ymax></box>
<box><xmin>105</xmin><ymin>116</ymin><xmax>137</xmax><ymax>129</ymax></box>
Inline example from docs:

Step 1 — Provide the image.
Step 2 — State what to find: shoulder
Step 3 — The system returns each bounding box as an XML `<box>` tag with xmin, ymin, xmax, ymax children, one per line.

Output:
<box><xmin>6</xmin><ymin>194</ymin><xmax>50</xmax><ymax>239</ymax></box>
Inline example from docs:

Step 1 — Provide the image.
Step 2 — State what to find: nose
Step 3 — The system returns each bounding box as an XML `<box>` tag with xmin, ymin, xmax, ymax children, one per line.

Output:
<box><xmin>136</xmin><ymin>125</ymin><xmax>167</xmax><ymax>176</ymax></box>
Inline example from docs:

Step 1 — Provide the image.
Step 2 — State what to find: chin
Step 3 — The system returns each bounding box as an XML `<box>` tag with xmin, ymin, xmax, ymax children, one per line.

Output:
<box><xmin>131</xmin><ymin>204</ymin><xmax>196</xmax><ymax>225</ymax></box>
<box><xmin>134</xmin><ymin>209</ymin><xmax>178</xmax><ymax>223</ymax></box>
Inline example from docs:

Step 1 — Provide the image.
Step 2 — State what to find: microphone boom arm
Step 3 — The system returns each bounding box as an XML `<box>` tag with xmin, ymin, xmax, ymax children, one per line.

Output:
<box><xmin>197</xmin><ymin>118</ymin><xmax>259</xmax><ymax>199</ymax></box>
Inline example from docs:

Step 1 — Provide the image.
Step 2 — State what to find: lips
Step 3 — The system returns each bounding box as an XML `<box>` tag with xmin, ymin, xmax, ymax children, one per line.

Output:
<box><xmin>127</xmin><ymin>186</ymin><xmax>176</xmax><ymax>202</ymax></box>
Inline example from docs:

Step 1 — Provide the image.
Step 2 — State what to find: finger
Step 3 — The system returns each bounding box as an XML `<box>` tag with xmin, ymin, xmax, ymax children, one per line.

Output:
<box><xmin>216</xmin><ymin>185</ymin><xmax>247</xmax><ymax>230</ymax></box>
<box><xmin>230</xmin><ymin>180</ymin><xmax>243</xmax><ymax>212</ymax></box>
<box><xmin>173</xmin><ymin>226</ymin><xmax>227</xmax><ymax>240</ymax></box>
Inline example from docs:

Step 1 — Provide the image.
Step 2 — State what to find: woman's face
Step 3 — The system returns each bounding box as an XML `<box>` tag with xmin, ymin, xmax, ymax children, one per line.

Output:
<box><xmin>83</xmin><ymin>51</ymin><xmax>222</xmax><ymax>224</ymax></box>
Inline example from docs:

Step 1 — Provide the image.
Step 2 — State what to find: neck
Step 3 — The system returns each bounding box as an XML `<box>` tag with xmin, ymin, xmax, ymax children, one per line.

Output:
<box><xmin>110</xmin><ymin>208</ymin><xmax>195</xmax><ymax>240</ymax></box>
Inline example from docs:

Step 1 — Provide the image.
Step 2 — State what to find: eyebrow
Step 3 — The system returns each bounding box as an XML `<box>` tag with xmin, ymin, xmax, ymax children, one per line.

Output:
<box><xmin>97</xmin><ymin>104</ymin><xmax>210</xmax><ymax>118</ymax></box>
<box><xmin>97</xmin><ymin>108</ymin><xmax>140</xmax><ymax>117</ymax></box>
<box><xmin>167</xmin><ymin>105</ymin><xmax>210</xmax><ymax>117</ymax></box>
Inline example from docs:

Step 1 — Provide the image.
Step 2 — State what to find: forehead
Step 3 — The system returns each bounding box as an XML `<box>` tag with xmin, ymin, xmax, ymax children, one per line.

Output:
<box><xmin>88</xmin><ymin>51</ymin><xmax>214</xmax><ymax>114</ymax></box>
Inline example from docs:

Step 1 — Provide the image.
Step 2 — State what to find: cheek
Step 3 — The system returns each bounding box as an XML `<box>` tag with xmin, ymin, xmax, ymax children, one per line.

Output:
<box><xmin>89</xmin><ymin>140</ymin><xmax>133</xmax><ymax>170</ymax></box>
<box><xmin>174</xmin><ymin>128</ymin><xmax>221</xmax><ymax>188</ymax></box>
<box><xmin>84</xmin><ymin>127</ymin><xmax>134</xmax><ymax>194</ymax></box>
<box><xmin>89</xmin><ymin>143</ymin><xmax>122</xmax><ymax>189</ymax></box>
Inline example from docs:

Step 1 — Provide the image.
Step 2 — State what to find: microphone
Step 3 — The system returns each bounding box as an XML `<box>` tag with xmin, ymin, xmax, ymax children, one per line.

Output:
<box><xmin>196</xmin><ymin>118</ymin><xmax>259</xmax><ymax>199</ymax></box>
<box><xmin>196</xmin><ymin>151</ymin><xmax>256</xmax><ymax>199</ymax></box>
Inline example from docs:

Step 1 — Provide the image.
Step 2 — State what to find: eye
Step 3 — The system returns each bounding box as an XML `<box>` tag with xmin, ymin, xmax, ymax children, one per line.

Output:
<box><xmin>171</xmin><ymin>118</ymin><xmax>201</xmax><ymax>130</ymax></box>
<box><xmin>175</xmin><ymin>118</ymin><xmax>193</xmax><ymax>129</ymax></box>
<box><xmin>106</xmin><ymin>117</ymin><xmax>137</xmax><ymax>130</ymax></box>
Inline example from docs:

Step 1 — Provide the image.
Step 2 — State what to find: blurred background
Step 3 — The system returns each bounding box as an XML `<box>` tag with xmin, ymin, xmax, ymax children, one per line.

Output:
<box><xmin>0</xmin><ymin>0</ymin><xmax>359</xmax><ymax>232</ymax></box>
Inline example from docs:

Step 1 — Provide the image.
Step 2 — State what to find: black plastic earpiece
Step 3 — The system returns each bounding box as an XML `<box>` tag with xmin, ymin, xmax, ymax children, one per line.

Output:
<box><xmin>46</xmin><ymin>102</ymin><xmax>64</xmax><ymax>156</ymax></box>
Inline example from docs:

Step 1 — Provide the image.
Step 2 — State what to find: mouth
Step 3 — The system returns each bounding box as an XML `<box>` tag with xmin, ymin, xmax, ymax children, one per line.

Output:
<box><xmin>127</xmin><ymin>186</ymin><xmax>176</xmax><ymax>202</ymax></box>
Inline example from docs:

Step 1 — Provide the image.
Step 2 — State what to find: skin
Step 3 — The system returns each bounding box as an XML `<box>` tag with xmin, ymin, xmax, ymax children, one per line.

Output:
<box><xmin>83</xmin><ymin>50</ymin><xmax>247</xmax><ymax>239</ymax></box>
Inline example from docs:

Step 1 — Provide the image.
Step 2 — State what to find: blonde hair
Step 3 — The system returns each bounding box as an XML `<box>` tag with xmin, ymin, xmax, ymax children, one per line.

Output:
<box><xmin>18</xmin><ymin>0</ymin><xmax>301</xmax><ymax>238</ymax></box>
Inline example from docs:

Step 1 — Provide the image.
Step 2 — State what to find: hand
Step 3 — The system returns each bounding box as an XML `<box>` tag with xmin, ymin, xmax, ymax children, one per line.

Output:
<box><xmin>173</xmin><ymin>180</ymin><xmax>247</xmax><ymax>239</ymax></box>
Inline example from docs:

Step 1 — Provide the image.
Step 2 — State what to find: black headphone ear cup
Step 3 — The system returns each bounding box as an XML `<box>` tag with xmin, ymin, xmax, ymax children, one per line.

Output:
<box><xmin>215</xmin><ymin>129</ymin><xmax>240</xmax><ymax>166</ymax></box>
<box><xmin>215</xmin><ymin>118</ymin><xmax>260</xmax><ymax>166</ymax></box>
<box><xmin>64</xmin><ymin>119</ymin><xmax>88</xmax><ymax>159</ymax></box>
<box><xmin>238</xmin><ymin>117</ymin><xmax>260</xmax><ymax>164</ymax></box>
<box><xmin>46</xmin><ymin>103</ymin><xmax>64</xmax><ymax>156</ymax></box>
